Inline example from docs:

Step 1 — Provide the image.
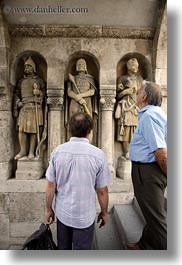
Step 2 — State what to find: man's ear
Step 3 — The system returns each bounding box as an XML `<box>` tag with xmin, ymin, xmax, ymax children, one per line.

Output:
<box><xmin>142</xmin><ymin>94</ymin><xmax>147</xmax><ymax>101</ymax></box>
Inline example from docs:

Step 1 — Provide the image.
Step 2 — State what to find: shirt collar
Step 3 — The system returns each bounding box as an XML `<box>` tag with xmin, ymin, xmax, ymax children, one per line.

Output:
<box><xmin>138</xmin><ymin>105</ymin><xmax>154</xmax><ymax>114</ymax></box>
<box><xmin>70</xmin><ymin>137</ymin><xmax>89</xmax><ymax>143</ymax></box>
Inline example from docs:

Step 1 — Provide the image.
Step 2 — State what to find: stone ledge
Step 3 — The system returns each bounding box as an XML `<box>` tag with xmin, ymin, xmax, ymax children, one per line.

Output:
<box><xmin>8</xmin><ymin>25</ymin><xmax>155</xmax><ymax>39</ymax></box>
<box><xmin>1</xmin><ymin>178</ymin><xmax>133</xmax><ymax>193</ymax></box>
<box><xmin>2</xmin><ymin>178</ymin><xmax>47</xmax><ymax>193</ymax></box>
<box><xmin>109</xmin><ymin>179</ymin><xmax>133</xmax><ymax>193</ymax></box>
<box><xmin>96</xmin><ymin>192</ymin><xmax>134</xmax><ymax>213</ymax></box>
<box><xmin>10</xmin><ymin>222</ymin><xmax>56</xmax><ymax>238</ymax></box>
<box><xmin>102</xmin><ymin>26</ymin><xmax>155</xmax><ymax>39</ymax></box>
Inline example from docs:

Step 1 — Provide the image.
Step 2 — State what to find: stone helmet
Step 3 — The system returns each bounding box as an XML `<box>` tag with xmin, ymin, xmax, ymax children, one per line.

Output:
<box><xmin>76</xmin><ymin>58</ymin><xmax>88</xmax><ymax>73</ymax></box>
<box><xmin>24</xmin><ymin>56</ymin><xmax>36</xmax><ymax>73</ymax></box>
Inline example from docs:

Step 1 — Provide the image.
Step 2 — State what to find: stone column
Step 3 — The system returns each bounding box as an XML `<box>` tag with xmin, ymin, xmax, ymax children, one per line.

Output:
<box><xmin>100</xmin><ymin>86</ymin><xmax>116</xmax><ymax>177</ymax></box>
<box><xmin>0</xmin><ymin>11</ymin><xmax>13</xmax><ymax>180</ymax></box>
<box><xmin>47</xmin><ymin>87</ymin><xmax>64</xmax><ymax>158</ymax></box>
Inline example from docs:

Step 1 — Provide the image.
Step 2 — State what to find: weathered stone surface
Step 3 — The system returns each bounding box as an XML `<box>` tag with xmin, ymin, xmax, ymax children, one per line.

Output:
<box><xmin>8</xmin><ymin>25</ymin><xmax>155</xmax><ymax>39</ymax></box>
<box><xmin>0</xmin><ymin>193</ymin><xmax>9</xmax><ymax>213</ymax></box>
<box><xmin>0</xmin><ymin>112</ymin><xmax>13</xmax><ymax>164</ymax></box>
<box><xmin>45</xmin><ymin>25</ymin><xmax>102</xmax><ymax>38</ymax></box>
<box><xmin>10</xmin><ymin>222</ymin><xmax>43</xmax><ymax>238</ymax></box>
<box><xmin>116</xmin><ymin>157</ymin><xmax>132</xmax><ymax>180</ymax></box>
<box><xmin>96</xmin><ymin>192</ymin><xmax>134</xmax><ymax>213</ymax></box>
<box><xmin>156</xmin><ymin>48</ymin><xmax>167</xmax><ymax>69</ymax></box>
<box><xmin>109</xmin><ymin>179</ymin><xmax>133</xmax><ymax>193</ymax></box>
<box><xmin>5</xmin><ymin>179</ymin><xmax>47</xmax><ymax>193</ymax></box>
<box><xmin>48</xmin><ymin>110</ymin><xmax>62</xmax><ymax>155</ymax></box>
<box><xmin>0</xmin><ymin>67</ymin><xmax>8</xmax><ymax>87</ymax></box>
<box><xmin>16</xmin><ymin>160</ymin><xmax>45</xmax><ymax>180</ymax></box>
<box><xmin>0</xmin><ymin>27</ymin><xmax>6</xmax><ymax>47</ymax></box>
<box><xmin>0</xmin><ymin>214</ymin><xmax>10</xmax><ymax>245</ymax></box>
<box><xmin>155</xmin><ymin>68</ymin><xmax>167</xmax><ymax>86</ymax></box>
<box><xmin>10</xmin><ymin>222</ymin><xmax>56</xmax><ymax>238</ymax></box>
<box><xmin>161</xmin><ymin>96</ymin><xmax>167</xmax><ymax>115</ymax></box>
<box><xmin>102</xmin><ymin>27</ymin><xmax>155</xmax><ymax>39</ymax></box>
<box><xmin>0</xmin><ymin>48</ymin><xmax>8</xmax><ymax>65</ymax></box>
<box><xmin>9</xmin><ymin>25</ymin><xmax>45</xmax><ymax>37</ymax></box>
<box><xmin>0</xmin><ymin>162</ymin><xmax>12</xmax><ymax>180</ymax></box>
<box><xmin>100</xmin><ymin>69</ymin><xmax>116</xmax><ymax>85</ymax></box>
<box><xmin>2</xmin><ymin>0</ymin><xmax>160</xmax><ymax>28</ymax></box>
<box><xmin>57</xmin><ymin>38</ymin><xmax>82</xmax><ymax>59</ymax></box>
<box><xmin>134</xmin><ymin>40</ymin><xmax>153</xmax><ymax>58</ymax></box>
<box><xmin>9</xmin><ymin>193</ymin><xmax>45</xmax><ymax>222</ymax></box>
<box><xmin>47</xmin><ymin>67</ymin><xmax>65</xmax><ymax>87</ymax></box>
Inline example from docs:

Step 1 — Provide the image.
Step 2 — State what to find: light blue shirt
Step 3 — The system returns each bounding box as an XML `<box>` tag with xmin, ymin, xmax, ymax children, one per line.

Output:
<box><xmin>129</xmin><ymin>105</ymin><xmax>167</xmax><ymax>163</ymax></box>
<box><xmin>46</xmin><ymin>137</ymin><xmax>112</xmax><ymax>229</ymax></box>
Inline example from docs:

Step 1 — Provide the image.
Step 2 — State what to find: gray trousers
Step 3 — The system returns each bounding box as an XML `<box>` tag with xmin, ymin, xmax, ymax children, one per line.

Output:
<box><xmin>131</xmin><ymin>162</ymin><xmax>167</xmax><ymax>250</ymax></box>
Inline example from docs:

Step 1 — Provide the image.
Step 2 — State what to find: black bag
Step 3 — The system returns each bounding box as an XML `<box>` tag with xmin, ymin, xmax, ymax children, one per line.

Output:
<box><xmin>22</xmin><ymin>223</ymin><xmax>57</xmax><ymax>250</ymax></box>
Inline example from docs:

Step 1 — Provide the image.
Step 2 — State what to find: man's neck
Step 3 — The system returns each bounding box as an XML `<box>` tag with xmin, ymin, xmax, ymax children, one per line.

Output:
<box><xmin>139</xmin><ymin>102</ymin><xmax>148</xmax><ymax>109</ymax></box>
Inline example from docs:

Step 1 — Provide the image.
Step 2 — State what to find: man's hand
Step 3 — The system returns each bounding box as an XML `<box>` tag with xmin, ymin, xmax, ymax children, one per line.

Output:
<box><xmin>97</xmin><ymin>212</ymin><xmax>108</xmax><ymax>228</ymax></box>
<box><xmin>45</xmin><ymin>208</ymin><xmax>55</xmax><ymax>225</ymax></box>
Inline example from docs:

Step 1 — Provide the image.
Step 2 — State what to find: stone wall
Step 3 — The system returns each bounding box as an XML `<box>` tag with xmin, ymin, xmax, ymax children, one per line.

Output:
<box><xmin>0</xmin><ymin>2</ymin><xmax>167</xmax><ymax>249</ymax></box>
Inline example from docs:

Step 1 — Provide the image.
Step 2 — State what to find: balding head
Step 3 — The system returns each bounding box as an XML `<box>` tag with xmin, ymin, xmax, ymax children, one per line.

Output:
<box><xmin>70</xmin><ymin>112</ymin><xmax>94</xmax><ymax>138</ymax></box>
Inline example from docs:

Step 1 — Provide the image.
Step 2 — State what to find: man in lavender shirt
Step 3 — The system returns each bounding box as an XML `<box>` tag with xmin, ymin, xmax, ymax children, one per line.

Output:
<box><xmin>45</xmin><ymin>112</ymin><xmax>112</xmax><ymax>250</ymax></box>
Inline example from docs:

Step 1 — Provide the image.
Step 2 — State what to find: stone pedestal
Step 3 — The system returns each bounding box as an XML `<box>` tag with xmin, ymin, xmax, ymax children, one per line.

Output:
<box><xmin>16</xmin><ymin>160</ymin><xmax>44</xmax><ymax>180</ymax></box>
<box><xmin>116</xmin><ymin>156</ymin><xmax>131</xmax><ymax>180</ymax></box>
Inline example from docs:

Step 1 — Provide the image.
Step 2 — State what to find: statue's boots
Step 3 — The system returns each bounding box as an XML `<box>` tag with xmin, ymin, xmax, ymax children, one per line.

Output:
<box><xmin>14</xmin><ymin>151</ymin><xmax>27</xmax><ymax>160</ymax></box>
<box><xmin>28</xmin><ymin>152</ymin><xmax>35</xmax><ymax>160</ymax></box>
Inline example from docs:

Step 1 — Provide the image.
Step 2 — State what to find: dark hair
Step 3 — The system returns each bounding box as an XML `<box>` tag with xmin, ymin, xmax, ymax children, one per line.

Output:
<box><xmin>69</xmin><ymin>112</ymin><xmax>94</xmax><ymax>138</ymax></box>
<box><xmin>143</xmin><ymin>81</ymin><xmax>163</xmax><ymax>106</ymax></box>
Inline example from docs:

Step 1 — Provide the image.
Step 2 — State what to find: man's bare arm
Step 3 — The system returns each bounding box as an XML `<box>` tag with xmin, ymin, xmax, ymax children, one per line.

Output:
<box><xmin>154</xmin><ymin>148</ymin><xmax>167</xmax><ymax>176</ymax></box>
<box><xmin>96</xmin><ymin>186</ymin><xmax>109</xmax><ymax>228</ymax></box>
<box><xmin>45</xmin><ymin>181</ymin><xmax>56</xmax><ymax>224</ymax></box>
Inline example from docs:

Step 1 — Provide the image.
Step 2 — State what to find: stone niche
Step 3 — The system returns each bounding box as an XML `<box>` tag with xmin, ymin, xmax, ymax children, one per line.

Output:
<box><xmin>11</xmin><ymin>50</ymin><xmax>48</xmax><ymax>179</ymax></box>
<box><xmin>114</xmin><ymin>52</ymin><xmax>152</xmax><ymax>179</ymax></box>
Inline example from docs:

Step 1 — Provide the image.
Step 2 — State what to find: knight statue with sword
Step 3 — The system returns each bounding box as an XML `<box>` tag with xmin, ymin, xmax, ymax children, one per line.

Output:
<box><xmin>13</xmin><ymin>56</ymin><xmax>46</xmax><ymax>160</ymax></box>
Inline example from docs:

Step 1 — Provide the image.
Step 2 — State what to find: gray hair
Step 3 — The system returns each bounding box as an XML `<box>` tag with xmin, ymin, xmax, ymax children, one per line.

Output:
<box><xmin>142</xmin><ymin>81</ymin><xmax>163</xmax><ymax>106</ymax></box>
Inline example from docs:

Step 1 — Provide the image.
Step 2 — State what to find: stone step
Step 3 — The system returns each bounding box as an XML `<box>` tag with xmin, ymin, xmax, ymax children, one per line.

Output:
<box><xmin>93</xmin><ymin>213</ymin><xmax>124</xmax><ymax>250</ymax></box>
<box><xmin>113</xmin><ymin>202</ymin><xmax>145</xmax><ymax>249</ymax></box>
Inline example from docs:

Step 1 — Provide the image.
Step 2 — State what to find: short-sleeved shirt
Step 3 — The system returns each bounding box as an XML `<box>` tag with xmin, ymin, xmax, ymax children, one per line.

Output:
<box><xmin>46</xmin><ymin>137</ymin><xmax>112</xmax><ymax>229</ymax></box>
<box><xmin>129</xmin><ymin>105</ymin><xmax>167</xmax><ymax>163</ymax></box>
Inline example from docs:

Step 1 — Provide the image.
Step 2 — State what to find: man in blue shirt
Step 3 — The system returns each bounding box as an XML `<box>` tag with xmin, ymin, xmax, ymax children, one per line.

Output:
<box><xmin>45</xmin><ymin>112</ymin><xmax>112</xmax><ymax>250</ymax></box>
<box><xmin>128</xmin><ymin>81</ymin><xmax>167</xmax><ymax>250</ymax></box>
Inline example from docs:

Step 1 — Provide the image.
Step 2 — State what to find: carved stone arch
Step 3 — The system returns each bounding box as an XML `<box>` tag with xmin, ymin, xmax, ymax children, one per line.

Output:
<box><xmin>116</xmin><ymin>52</ymin><xmax>153</xmax><ymax>81</ymax></box>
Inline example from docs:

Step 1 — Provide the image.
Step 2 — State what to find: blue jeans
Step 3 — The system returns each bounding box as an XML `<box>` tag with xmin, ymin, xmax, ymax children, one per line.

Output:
<box><xmin>57</xmin><ymin>218</ymin><xmax>95</xmax><ymax>250</ymax></box>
